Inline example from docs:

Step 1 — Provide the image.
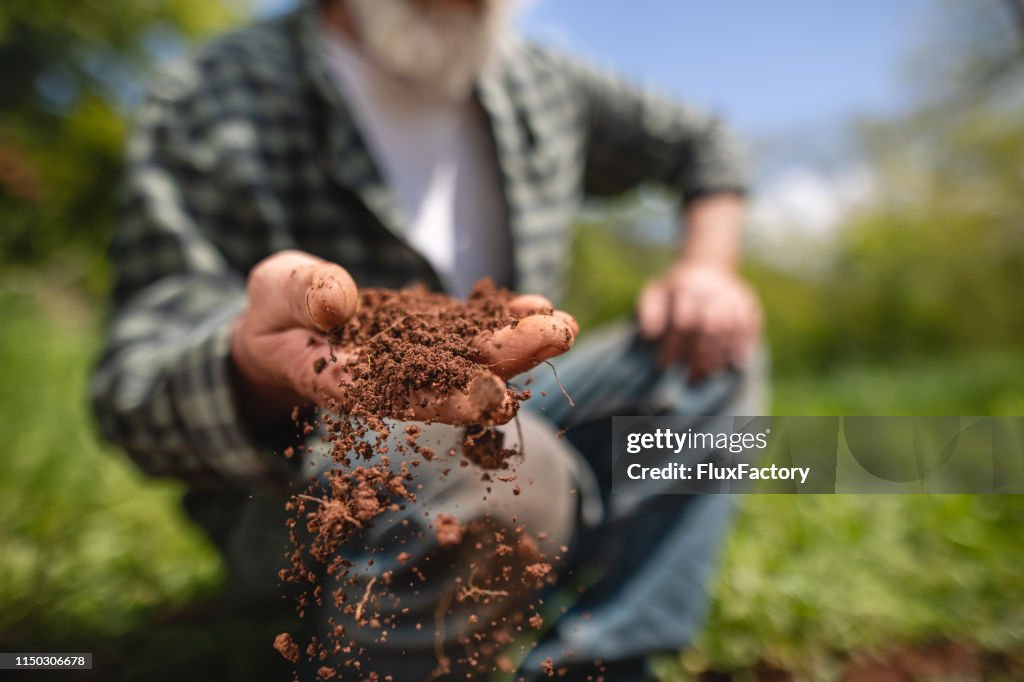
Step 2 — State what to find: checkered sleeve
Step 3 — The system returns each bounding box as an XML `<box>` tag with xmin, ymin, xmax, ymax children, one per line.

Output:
<box><xmin>559</xmin><ymin>54</ymin><xmax>749</xmax><ymax>203</ymax></box>
<box><xmin>89</xmin><ymin>62</ymin><xmax>291</xmax><ymax>489</ymax></box>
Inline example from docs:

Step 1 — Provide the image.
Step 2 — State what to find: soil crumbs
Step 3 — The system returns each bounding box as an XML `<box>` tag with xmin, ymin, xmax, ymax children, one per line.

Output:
<box><xmin>274</xmin><ymin>280</ymin><xmax>566</xmax><ymax>679</ymax></box>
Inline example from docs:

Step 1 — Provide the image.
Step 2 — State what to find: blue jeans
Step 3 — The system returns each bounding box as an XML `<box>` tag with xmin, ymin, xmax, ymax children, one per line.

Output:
<box><xmin>512</xmin><ymin>322</ymin><xmax>763</xmax><ymax>679</ymax></box>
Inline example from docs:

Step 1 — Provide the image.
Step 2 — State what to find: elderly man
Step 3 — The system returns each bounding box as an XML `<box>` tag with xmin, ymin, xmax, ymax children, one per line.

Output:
<box><xmin>91</xmin><ymin>0</ymin><xmax>763</xmax><ymax>679</ymax></box>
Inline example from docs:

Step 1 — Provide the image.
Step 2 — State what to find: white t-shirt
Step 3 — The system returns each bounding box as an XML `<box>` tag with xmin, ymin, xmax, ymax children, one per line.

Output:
<box><xmin>319</xmin><ymin>25</ymin><xmax>513</xmax><ymax>298</ymax></box>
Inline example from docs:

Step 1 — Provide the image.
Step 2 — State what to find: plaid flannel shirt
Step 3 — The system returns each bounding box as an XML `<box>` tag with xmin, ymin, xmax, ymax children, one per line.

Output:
<box><xmin>89</xmin><ymin>1</ymin><xmax>748</xmax><ymax>488</ymax></box>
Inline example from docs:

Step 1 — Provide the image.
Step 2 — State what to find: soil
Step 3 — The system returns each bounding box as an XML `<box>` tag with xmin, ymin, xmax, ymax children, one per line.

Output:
<box><xmin>462</xmin><ymin>424</ymin><xmax>520</xmax><ymax>470</ymax></box>
<box><xmin>273</xmin><ymin>632</ymin><xmax>299</xmax><ymax>663</ymax></box>
<box><xmin>434</xmin><ymin>513</ymin><xmax>464</xmax><ymax>547</ymax></box>
<box><xmin>840</xmin><ymin>639</ymin><xmax>984</xmax><ymax>682</ymax></box>
<box><xmin>324</xmin><ymin>280</ymin><xmax>522</xmax><ymax>422</ymax></box>
<box><xmin>273</xmin><ymin>279</ymin><xmax>568</xmax><ymax>679</ymax></box>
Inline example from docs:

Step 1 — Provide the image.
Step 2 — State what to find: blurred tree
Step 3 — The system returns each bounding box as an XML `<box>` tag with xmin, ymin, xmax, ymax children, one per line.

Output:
<box><xmin>811</xmin><ymin>0</ymin><xmax>1024</xmax><ymax>366</ymax></box>
<box><xmin>0</xmin><ymin>0</ymin><xmax>244</xmax><ymax>290</ymax></box>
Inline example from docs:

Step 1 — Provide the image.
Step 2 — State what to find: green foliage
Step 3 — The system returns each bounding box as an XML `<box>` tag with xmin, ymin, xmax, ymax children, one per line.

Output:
<box><xmin>0</xmin><ymin>0</ymin><xmax>243</xmax><ymax>291</ymax></box>
<box><xmin>0</xmin><ymin>285</ymin><xmax>221</xmax><ymax>643</ymax></box>
<box><xmin>819</xmin><ymin>104</ymin><xmax>1024</xmax><ymax>364</ymax></box>
<box><xmin>773</xmin><ymin>353</ymin><xmax>1024</xmax><ymax>416</ymax></box>
<box><xmin>562</xmin><ymin>220</ymin><xmax>674</xmax><ymax>334</ymax></box>
<box><xmin>679</xmin><ymin>493</ymin><xmax>1024</xmax><ymax>680</ymax></box>
<box><xmin>0</xmin><ymin>0</ymin><xmax>240</xmax><ymax>48</ymax></box>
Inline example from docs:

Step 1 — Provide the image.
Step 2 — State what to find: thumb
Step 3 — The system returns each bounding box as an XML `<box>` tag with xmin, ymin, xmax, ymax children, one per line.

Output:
<box><xmin>247</xmin><ymin>250</ymin><xmax>359</xmax><ymax>332</ymax></box>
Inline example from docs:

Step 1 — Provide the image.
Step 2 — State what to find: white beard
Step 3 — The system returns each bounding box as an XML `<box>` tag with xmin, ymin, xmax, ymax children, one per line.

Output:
<box><xmin>346</xmin><ymin>0</ymin><xmax>514</xmax><ymax>99</ymax></box>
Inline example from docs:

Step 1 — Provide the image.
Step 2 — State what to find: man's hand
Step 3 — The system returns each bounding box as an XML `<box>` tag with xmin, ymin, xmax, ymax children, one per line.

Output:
<box><xmin>229</xmin><ymin>250</ymin><xmax>578</xmax><ymax>429</ymax></box>
<box><xmin>637</xmin><ymin>262</ymin><xmax>762</xmax><ymax>383</ymax></box>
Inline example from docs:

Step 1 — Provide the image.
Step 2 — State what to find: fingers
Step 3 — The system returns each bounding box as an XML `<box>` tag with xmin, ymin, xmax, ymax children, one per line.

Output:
<box><xmin>508</xmin><ymin>294</ymin><xmax>580</xmax><ymax>337</ymax></box>
<box><xmin>247</xmin><ymin>250</ymin><xmax>359</xmax><ymax>333</ymax></box>
<box><xmin>731</xmin><ymin>288</ymin><xmax>763</xmax><ymax>366</ymax></box>
<box><xmin>637</xmin><ymin>282</ymin><xmax>670</xmax><ymax>339</ymax></box>
<box><xmin>304</xmin><ymin>263</ymin><xmax>359</xmax><ymax>332</ymax></box>
<box><xmin>279</xmin><ymin>330</ymin><xmax>350</xmax><ymax>404</ymax></box>
<box><xmin>686</xmin><ymin>302</ymin><xmax>732</xmax><ymax>382</ymax></box>
<box><xmin>643</xmin><ymin>268</ymin><xmax>763</xmax><ymax>381</ymax></box>
<box><xmin>658</xmin><ymin>285</ymin><xmax>701</xmax><ymax>368</ymax></box>
<box><xmin>473</xmin><ymin>314</ymin><xmax>576</xmax><ymax>379</ymax></box>
<box><xmin>308</xmin><ymin>360</ymin><xmax>515</xmax><ymax>426</ymax></box>
<box><xmin>507</xmin><ymin>294</ymin><xmax>553</xmax><ymax>317</ymax></box>
<box><xmin>407</xmin><ymin>373</ymin><xmax>516</xmax><ymax>425</ymax></box>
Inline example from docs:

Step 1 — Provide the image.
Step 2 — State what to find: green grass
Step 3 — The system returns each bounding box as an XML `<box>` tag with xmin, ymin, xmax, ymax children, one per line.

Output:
<box><xmin>673</xmin><ymin>494</ymin><xmax>1024</xmax><ymax>680</ymax></box>
<box><xmin>772</xmin><ymin>353</ymin><xmax>1024</xmax><ymax>416</ymax></box>
<box><xmin>0</xmin><ymin>289</ymin><xmax>221</xmax><ymax>642</ymax></box>
<box><xmin>2</xmin><ymin>286</ymin><xmax>1023</xmax><ymax>680</ymax></box>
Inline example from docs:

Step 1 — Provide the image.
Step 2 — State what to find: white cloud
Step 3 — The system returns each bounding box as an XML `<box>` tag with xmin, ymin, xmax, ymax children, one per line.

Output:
<box><xmin>746</xmin><ymin>164</ymin><xmax>876</xmax><ymax>271</ymax></box>
<box><xmin>751</xmin><ymin>164</ymin><xmax>875</xmax><ymax>236</ymax></box>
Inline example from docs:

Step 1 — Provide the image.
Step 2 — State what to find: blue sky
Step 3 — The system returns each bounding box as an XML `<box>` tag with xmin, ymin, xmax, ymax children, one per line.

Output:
<box><xmin>518</xmin><ymin>0</ymin><xmax>934</xmax><ymax>138</ymax></box>
<box><xmin>256</xmin><ymin>0</ymin><xmax>934</xmax><ymax>138</ymax></box>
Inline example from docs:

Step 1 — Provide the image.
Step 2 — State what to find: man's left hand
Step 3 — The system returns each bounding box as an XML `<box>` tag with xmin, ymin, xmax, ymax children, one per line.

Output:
<box><xmin>637</xmin><ymin>263</ymin><xmax>762</xmax><ymax>383</ymax></box>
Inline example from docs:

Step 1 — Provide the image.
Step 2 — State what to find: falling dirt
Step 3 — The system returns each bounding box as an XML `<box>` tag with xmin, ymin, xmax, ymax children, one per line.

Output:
<box><xmin>273</xmin><ymin>280</ymin><xmax>569</xmax><ymax>678</ymax></box>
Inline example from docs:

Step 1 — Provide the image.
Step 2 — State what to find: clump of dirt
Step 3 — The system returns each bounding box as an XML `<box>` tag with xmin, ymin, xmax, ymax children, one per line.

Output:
<box><xmin>523</xmin><ymin>562</ymin><xmax>553</xmax><ymax>588</ymax></box>
<box><xmin>274</xmin><ymin>279</ymin><xmax>569</xmax><ymax>679</ymax></box>
<box><xmin>273</xmin><ymin>632</ymin><xmax>300</xmax><ymax>663</ymax></box>
<box><xmin>435</xmin><ymin>513</ymin><xmax>464</xmax><ymax>547</ymax></box>
<box><xmin>462</xmin><ymin>424</ymin><xmax>520</xmax><ymax>470</ymax></box>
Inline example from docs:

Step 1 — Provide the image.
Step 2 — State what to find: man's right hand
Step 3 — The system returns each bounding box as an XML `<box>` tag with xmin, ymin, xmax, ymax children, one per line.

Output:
<box><xmin>229</xmin><ymin>251</ymin><xmax>578</xmax><ymax>430</ymax></box>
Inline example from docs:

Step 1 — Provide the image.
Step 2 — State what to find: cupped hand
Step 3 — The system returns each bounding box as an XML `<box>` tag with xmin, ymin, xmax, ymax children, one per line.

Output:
<box><xmin>230</xmin><ymin>250</ymin><xmax>577</xmax><ymax>426</ymax></box>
